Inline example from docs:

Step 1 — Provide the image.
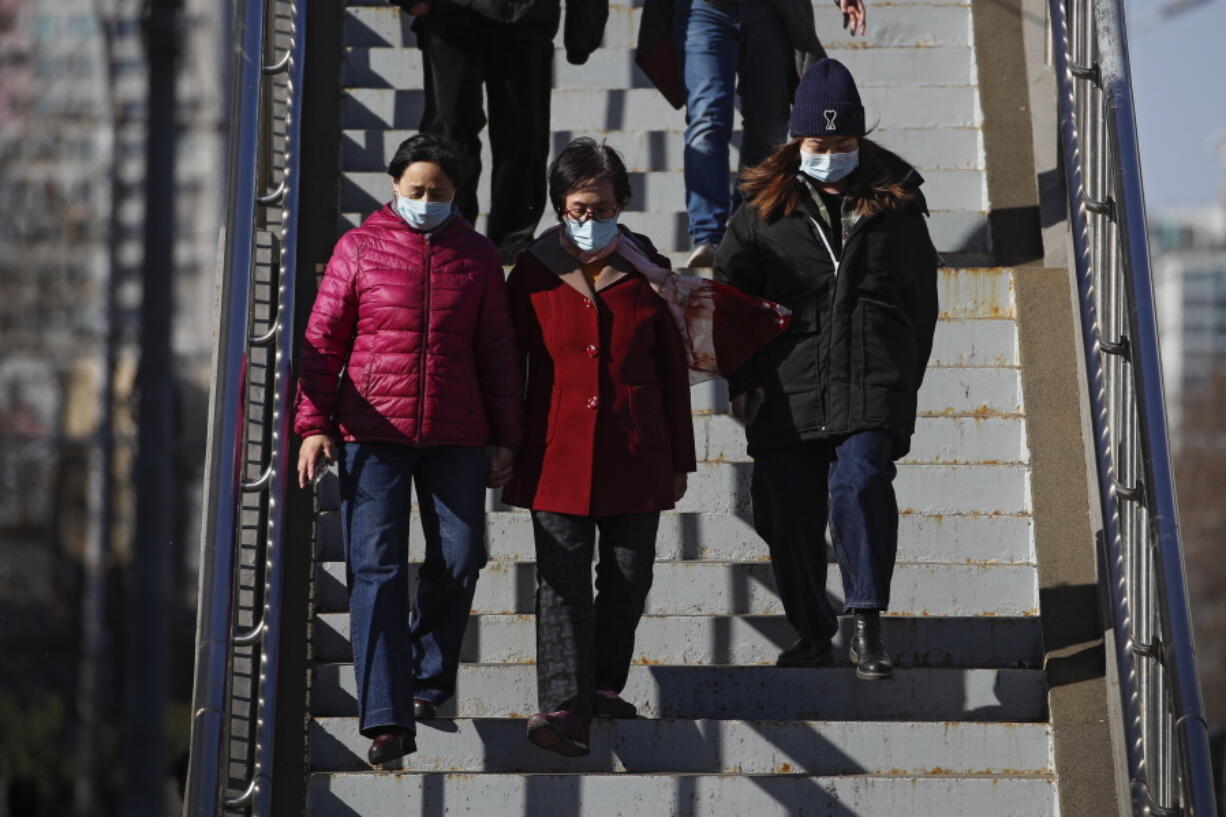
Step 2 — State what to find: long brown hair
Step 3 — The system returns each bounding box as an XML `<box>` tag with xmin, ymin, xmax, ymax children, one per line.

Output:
<box><xmin>738</xmin><ymin>137</ymin><xmax>916</xmax><ymax>222</ymax></box>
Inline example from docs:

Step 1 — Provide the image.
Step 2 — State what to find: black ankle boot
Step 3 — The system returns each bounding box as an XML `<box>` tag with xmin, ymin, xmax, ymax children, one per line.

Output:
<box><xmin>849</xmin><ymin>610</ymin><xmax>894</xmax><ymax>681</ymax></box>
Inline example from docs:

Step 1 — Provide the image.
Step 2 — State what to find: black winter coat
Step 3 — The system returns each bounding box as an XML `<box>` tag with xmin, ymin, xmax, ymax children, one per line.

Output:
<box><xmin>400</xmin><ymin>0</ymin><xmax>607</xmax><ymax>64</ymax></box>
<box><xmin>714</xmin><ymin>160</ymin><xmax>939</xmax><ymax>460</ymax></box>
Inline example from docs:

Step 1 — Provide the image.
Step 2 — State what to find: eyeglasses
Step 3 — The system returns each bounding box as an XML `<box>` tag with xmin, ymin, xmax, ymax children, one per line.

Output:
<box><xmin>564</xmin><ymin>205</ymin><xmax>619</xmax><ymax>222</ymax></box>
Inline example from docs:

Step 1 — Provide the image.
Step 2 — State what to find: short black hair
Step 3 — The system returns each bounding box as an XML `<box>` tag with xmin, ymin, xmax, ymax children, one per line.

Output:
<box><xmin>547</xmin><ymin>138</ymin><xmax>632</xmax><ymax>218</ymax></box>
<box><xmin>387</xmin><ymin>133</ymin><xmax>470</xmax><ymax>187</ymax></box>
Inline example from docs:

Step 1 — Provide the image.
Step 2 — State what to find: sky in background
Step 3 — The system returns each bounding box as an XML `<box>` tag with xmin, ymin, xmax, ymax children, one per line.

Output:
<box><xmin>1128</xmin><ymin>0</ymin><xmax>1226</xmax><ymax>210</ymax></box>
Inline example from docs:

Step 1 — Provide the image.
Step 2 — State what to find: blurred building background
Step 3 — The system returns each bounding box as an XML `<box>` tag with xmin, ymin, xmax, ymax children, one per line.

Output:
<box><xmin>0</xmin><ymin>0</ymin><xmax>222</xmax><ymax>813</ymax></box>
<box><xmin>1151</xmin><ymin>144</ymin><xmax>1226</xmax><ymax>749</ymax></box>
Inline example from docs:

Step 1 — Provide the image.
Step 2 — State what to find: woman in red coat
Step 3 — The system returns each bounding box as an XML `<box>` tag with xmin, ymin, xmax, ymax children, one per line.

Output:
<box><xmin>294</xmin><ymin>135</ymin><xmax>522</xmax><ymax>767</ymax></box>
<box><xmin>499</xmin><ymin>139</ymin><xmax>695</xmax><ymax>756</ymax></box>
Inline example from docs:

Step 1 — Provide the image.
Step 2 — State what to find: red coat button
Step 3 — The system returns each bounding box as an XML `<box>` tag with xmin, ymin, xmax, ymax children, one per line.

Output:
<box><xmin>586</xmin><ymin>344</ymin><xmax>599</xmax><ymax>357</ymax></box>
<box><xmin>582</xmin><ymin>298</ymin><xmax>594</xmax><ymax>308</ymax></box>
<box><xmin>586</xmin><ymin>396</ymin><xmax>599</xmax><ymax>409</ymax></box>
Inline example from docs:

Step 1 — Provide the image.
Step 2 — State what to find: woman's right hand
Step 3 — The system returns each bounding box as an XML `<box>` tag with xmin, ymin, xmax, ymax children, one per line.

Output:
<box><xmin>730</xmin><ymin>388</ymin><xmax>765</xmax><ymax>426</ymax></box>
<box><xmin>298</xmin><ymin>434</ymin><xmax>338</xmax><ymax>489</ymax></box>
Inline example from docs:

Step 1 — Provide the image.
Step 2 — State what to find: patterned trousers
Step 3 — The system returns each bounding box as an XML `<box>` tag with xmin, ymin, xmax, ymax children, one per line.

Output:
<box><xmin>531</xmin><ymin>510</ymin><xmax>660</xmax><ymax>719</ymax></box>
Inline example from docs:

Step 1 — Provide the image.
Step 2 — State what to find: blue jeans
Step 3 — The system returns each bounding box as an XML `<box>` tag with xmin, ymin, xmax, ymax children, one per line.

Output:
<box><xmin>750</xmin><ymin>432</ymin><xmax>900</xmax><ymax>644</ymax></box>
<box><xmin>675</xmin><ymin>0</ymin><xmax>794</xmax><ymax>247</ymax></box>
<box><xmin>339</xmin><ymin>442</ymin><xmax>488</xmax><ymax>737</ymax></box>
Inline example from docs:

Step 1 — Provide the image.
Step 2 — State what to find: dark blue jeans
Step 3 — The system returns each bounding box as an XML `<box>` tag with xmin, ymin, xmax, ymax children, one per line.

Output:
<box><xmin>339</xmin><ymin>442</ymin><xmax>488</xmax><ymax>737</ymax></box>
<box><xmin>674</xmin><ymin>0</ymin><xmax>793</xmax><ymax>247</ymax></box>
<box><xmin>750</xmin><ymin>431</ymin><xmax>899</xmax><ymax>645</ymax></box>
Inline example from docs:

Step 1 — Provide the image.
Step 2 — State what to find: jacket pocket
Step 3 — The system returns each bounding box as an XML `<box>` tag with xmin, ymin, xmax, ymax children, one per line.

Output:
<box><xmin>525</xmin><ymin>388</ymin><xmax>561</xmax><ymax>447</ymax></box>
<box><xmin>627</xmin><ymin>385</ymin><xmax>668</xmax><ymax>452</ymax></box>
<box><xmin>859</xmin><ymin>299</ymin><xmax>917</xmax><ymax>420</ymax></box>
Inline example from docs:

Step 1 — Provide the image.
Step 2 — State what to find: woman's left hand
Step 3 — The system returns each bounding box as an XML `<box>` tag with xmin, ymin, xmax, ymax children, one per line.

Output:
<box><xmin>488</xmin><ymin>446</ymin><xmax>515</xmax><ymax>488</ymax></box>
<box><xmin>673</xmin><ymin>473</ymin><xmax>688</xmax><ymax>503</ymax></box>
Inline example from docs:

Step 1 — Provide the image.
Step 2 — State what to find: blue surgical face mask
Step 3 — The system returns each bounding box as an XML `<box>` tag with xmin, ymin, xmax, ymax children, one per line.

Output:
<box><xmin>564</xmin><ymin>215</ymin><xmax>620</xmax><ymax>253</ymax></box>
<box><xmin>799</xmin><ymin>148</ymin><xmax>860</xmax><ymax>184</ymax></box>
<box><xmin>396</xmin><ymin>195</ymin><xmax>453</xmax><ymax>232</ymax></box>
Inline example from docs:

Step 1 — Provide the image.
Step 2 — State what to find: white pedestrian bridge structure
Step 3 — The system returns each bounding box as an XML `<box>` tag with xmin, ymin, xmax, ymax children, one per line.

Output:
<box><xmin>181</xmin><ymin>1</ymin><xmax>1217</xmax><ymax>815</ymax></box>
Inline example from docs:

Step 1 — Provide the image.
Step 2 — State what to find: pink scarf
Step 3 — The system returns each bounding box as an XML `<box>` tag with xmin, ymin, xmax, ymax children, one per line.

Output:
<box><xmin>548</xmin><ymin>226</ymin><xmax>792</xmax><ymax>385</ymax></box>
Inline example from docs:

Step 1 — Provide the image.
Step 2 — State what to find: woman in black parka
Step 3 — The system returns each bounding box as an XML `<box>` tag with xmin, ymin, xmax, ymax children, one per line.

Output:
<box><xmin>714</xmin><ymin>58</ymin><xmax>939</xmax><ymax>681</ymax></box>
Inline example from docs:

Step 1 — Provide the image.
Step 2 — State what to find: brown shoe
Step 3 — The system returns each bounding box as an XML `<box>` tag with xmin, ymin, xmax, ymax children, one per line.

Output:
<box><xmin>526</xmin><ymin>710</ymin><xmax>591</xmax><ymax>757</ymax></box>
<box><xmin>367</xmin><ymin>728</ymin><xmax>416</xmax><ymax>768</ymax></box>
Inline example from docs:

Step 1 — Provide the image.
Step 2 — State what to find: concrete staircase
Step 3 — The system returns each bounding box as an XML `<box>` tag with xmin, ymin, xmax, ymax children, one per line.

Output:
<box><xmin>337</xmin><ymin>0</ymin><xmax>990</xmax><ymax>264</ymax></box>
<box><xmin>306</xmin><ymin>269</ymin><xmax>1053</xmax><ymax>814</ymax></box>
<box><xmin>308</xmin><ymin>2</ymin><xmax>1055</xmax><ymax>814</ymax></box>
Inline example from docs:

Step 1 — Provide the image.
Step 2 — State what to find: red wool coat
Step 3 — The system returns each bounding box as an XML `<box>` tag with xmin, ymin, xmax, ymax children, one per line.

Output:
<box><xmin>501</xmin><ymin>245</ymin><xmax>698</xmax><ymax>517</ymax></box>
<box><xmin>293</xmin><ymin>206</ymin><xmax>523</xmax><ymax>448</ymax></box>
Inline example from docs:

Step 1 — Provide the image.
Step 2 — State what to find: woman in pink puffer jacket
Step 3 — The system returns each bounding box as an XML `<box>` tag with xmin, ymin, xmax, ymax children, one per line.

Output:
<box><xmin>294</xmin><ymin>134</ymin><xmax>522</xmax><ymax>768</ymax></box>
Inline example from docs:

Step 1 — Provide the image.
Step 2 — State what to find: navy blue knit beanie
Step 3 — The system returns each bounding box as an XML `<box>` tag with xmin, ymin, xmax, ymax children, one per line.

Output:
<box><xmin>789</xmin><ymin>58</ymin><xmax>865</xmax><ymax>138</ymax></box>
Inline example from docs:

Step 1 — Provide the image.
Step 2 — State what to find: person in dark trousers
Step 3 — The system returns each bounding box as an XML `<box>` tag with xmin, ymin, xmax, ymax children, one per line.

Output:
<box><xmin>295</xmin><ymin>135</ymin><xmax>523</xmax><ymax>766</ymax></box>
<box><xmin>394</xmin><ymin>0</ymin><xmax>609</xmax><ymax>264</ymax></box>
<box><xmin>501</xmin><ymin>139</ymin><xmax>698</xmax><ymax>756</ymax></box>
<box><xmin>636</xmin><ymin>0</ymin><xmax>865</xmax><ymax>268</ymax></box>
<box><xmin>714</xmin><ymin>59</ymin><xmax>939</xmax><ymax>681</ymax></box>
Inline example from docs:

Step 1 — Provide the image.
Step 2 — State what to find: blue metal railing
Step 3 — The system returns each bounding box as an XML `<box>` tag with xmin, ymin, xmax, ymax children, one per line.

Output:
<box><xmin>182</xmin><ymin>0</ymin><xmax>307</xmax><ymax>813</ymax></box>
<box><xmin>1048</xmin><ymin>0</ymin><xmax>1217</xmax><ymax>812</ymax></box>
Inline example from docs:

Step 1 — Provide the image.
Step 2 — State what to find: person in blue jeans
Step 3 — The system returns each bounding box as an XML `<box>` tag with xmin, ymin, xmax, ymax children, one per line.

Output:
<box><xmin>294</xmin><ymin>135</ymin><xmax>523</xmax><ymax>766</ymax></box>
<box><xmin>637</xmin><ymin>0</ymin><xmax>866</xmax><ymax>267</ymax></box>
<box><xmin>715</xmin><ymin>59</ymin><xmax>939</xmax><ymax>680</ymax></box>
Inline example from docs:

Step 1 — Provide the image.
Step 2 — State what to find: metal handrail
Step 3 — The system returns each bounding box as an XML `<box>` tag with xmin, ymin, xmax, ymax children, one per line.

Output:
<box><xmin>241</xmin><ymin>0</ymin><xmax>307</xmax><ymax>812</ymax></box>
<box><xmin>182</xmin><ymin>0</ymin><xmax>265</xmax><ymax>811</ymax></box>
<box><xmin>183</xmin><ymin>0</ymin><xmax>307</xmax><ymax>814</ymax></box>
<box><xmin>1047</xmin><ymin>0</ymin><xmax>1218</xmax><ymax>813</ymax></box>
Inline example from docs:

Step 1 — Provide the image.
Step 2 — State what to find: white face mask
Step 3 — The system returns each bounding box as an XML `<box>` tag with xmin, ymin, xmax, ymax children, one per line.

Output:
<box><xmin>564</xmin><ymin>215</ymin><xmax>621</xmax><ymax>253</ymax></box>
<box><xmin>396</xmin><ymin>194</ymin><xmax>454</xmax><ymax>232</ymax></box>
<box><xmin>799</xmin><ymin>148</ymin><xmax>860</xmax><ymax>184</ymax></box>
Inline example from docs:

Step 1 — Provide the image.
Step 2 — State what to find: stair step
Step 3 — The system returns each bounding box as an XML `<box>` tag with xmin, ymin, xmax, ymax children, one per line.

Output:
<box><xmin>340</xmin><ymin>46</ymin><xmax>979</xmax><ymax>91</ymax></box>
<box><xmin>341</xmin><ymin>2</ymin><xmax>976</xmax><ymax>49</ymax></box>
<box><xmin>313</xmin><ymin>612</ymin><xmax>1043</xmax><ymax>666</ymax></box>
<box><xmin>313</xmin><ymin>459</ymin><xmax>1030</xmax><ymax>520</ymax></box>
<box><xmin>342</xmin><ymin>127</ymin><xmax>985</xmax><ymax>173</ymax></box>
<box><xmin>310</xmin><ymin>717</ymin><xmax>1052</xmax><ymax>774</ymax></box>
<box><xmin>314</xmin><ymin>559</ymin><xmax>1039</xmax><ymax>617</ymax></box>
<box><xmin>310</xmin><ymin>664</ymin><xmax>1048</xmax><ymax>722</ymax></box>
<box><xmin>340</xmin><ymin>86</ymin><xmax>980</xmax><ymax>133</ymax></box>
<box><xmin>316</xmin><ymin>508</ymin><xmax>1035</xmax><ymax>564</ymax></box>
<box><xmin>308</xmin><ymin>772</ymin><xmax>1057</xmax><ymax>817</ymax></box>
<box><xmin>669</xmin><ymin>462</ymin><xmax>1030</xmax><ymax>516</ymax></box>
<box><xmin>704</xmin><ymin>415</ymin><xmax>1027</xmax><ymax>464</ymax></box>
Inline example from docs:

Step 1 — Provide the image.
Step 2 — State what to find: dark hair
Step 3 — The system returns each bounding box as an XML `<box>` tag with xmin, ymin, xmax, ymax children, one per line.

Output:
<box><xmin>387</xmin><ymin>133</ymin><xmax>470</xmax><ymax>187</ymax></box>
<box><xmin>547</xmin><ymin>138</ymin><xmax>632</xmax><ymax>218</ymax></box>
<box><xmin>738</xmin><ymin>137</ymin><xmax>915</xmax><ymax>221</ymax></box>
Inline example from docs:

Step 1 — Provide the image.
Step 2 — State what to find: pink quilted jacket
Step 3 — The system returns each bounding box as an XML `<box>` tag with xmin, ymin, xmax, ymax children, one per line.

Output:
<box><xmin>293</xmin><ymin>206</ymin><xmax>523</xmax><ymax>449</ymax></box>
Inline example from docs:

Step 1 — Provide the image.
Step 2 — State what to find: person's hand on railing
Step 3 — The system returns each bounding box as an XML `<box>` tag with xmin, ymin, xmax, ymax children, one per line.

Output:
<box><xmin>839</xmin><ymin>0</ymin><xmax>867</xmax><ymax>36</ymax></box>
<box><xmin>298</xmin><ymin>434</ymin><xmax>338</xmax><ymax>489</ymax></box>
<box><xmin>487</xmin><ymin>446</ymin><xmax>515</xmax><ymax>489</ymax></box>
